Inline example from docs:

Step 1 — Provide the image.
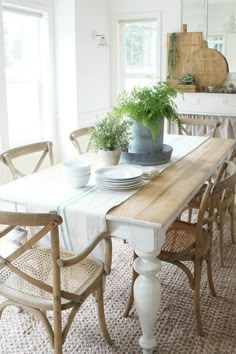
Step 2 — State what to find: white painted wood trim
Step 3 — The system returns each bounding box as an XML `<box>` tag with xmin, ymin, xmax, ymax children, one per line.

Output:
<box><xmin>175</xmin><ymin>93</ymin><xmax>236</xmax><ymax>116</ymax></box>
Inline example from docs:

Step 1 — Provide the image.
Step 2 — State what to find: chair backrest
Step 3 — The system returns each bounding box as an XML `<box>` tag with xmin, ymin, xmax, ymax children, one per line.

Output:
<box><xmin>0</xmin><ymin>210</ymin><xmax>63</xmax><ymax>300</ymax></box>
<box><xmin>0</xmin><ymin>141</ymin><xmax>54</xmax><ymax>180</ymax></box>
<box><xmin>212</xmin><ymin>161</ymin><xmax>236</xmax><ymax>212</ymax></box>
<box><xmin>178</xmin><ymin>118</ymin><xmax>221</xmax><ymax>138</ymax></box>
<box><xmin>69</xmin><ymin>127</ymin><xmax>94</xmax><ymax>155</ymax></box>
<box><xmin>195</xmin><ymin>182</ymin><xmax>215</xmax><ymax>243</ymax></box>
<box><xmin>214</xmin><ymin>149</ymin><xmax>236</xmax><ymax>183</ymax></box>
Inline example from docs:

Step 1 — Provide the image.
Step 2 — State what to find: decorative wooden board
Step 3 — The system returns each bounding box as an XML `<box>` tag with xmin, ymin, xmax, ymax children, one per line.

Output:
<box><xmin>167</xmin><ymin>30</ymin><xmax>229</xmax><ymax>90</ymax></box>
<box><xmin>167</xmin><ymin>31</ymin><xmax>203</xmax><ymax>82</ymax></box>
<box><xmin>186</xmin><ymin>47</ymin><xmax>228</xmax><ymax>88</ymax></box>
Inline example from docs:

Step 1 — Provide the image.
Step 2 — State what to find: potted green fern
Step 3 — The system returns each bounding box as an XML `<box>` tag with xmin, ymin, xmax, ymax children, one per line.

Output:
<box><xmin>114</xmin><ymin>81</ymin><xmax>179</xmax><ymax>165</ymax></box>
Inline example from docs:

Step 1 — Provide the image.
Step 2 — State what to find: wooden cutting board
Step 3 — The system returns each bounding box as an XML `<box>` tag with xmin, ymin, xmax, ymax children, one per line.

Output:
<box><xmin>167</xmin><ymin>31</ymin><xmax>203</xmax><ymax>81</ymax></box>
<box><xmin>186</xmin><ymin>47</ymin><xmax>228</xmax><ymax>88</ymax></box>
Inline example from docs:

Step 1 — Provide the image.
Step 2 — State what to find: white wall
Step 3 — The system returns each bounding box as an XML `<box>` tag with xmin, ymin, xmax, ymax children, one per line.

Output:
<box><xmin>53</xmin><ymin>0</ymin><xmax>78</xmax><ymax>160</ymax></box>
<box><xmin>0</xmin><ymin>1</ymin><xmax>8</xmax><ymax>152</ymax></box>
<box><xmin>76</xmin><ymin>0</ymin><xmax>110</xmax><ymax>116</ymax></box>
<box><xmin>110</xmin><ymin>0</ymin><xmax>182</xmax><ymax>102</ymax></box>
<box><xmin>54</xmin><ymin>0</ymin><xmax>111</xmax><ymax>161</ymax></box>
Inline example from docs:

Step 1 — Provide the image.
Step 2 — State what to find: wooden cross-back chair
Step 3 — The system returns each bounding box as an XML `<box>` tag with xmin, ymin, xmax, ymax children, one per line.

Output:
<box><xmin>0</xmin><ymin>141</ymin><xmax>54</xmax><ymax>249</ymax></box>
<box><xmin>0</xmin><ymin>141</ymin><xmax>54</xmax><ymax>180</ymax></box>
<box><xmin>69</xmin><ymin>127</ymin><xmax>94</xmax><ymax>155</ymax></box>
<box><xmin>124</xmin><ymin>182</ymin><xmax>216</xmax><ymax>336</ymax></box>
<box><xmin>187</xmin><ymin>149</ymin><xmax>236</xmax><ymax>267</ymax></box>
<box><xmin>178</xmin><ymin>118</ymin><xmax>221</xmax><ymax>138</ymax></box>
<box><xmin>0</xmin><ymin>211</ymin><xmax>112</xmax><ymax>353</ymax></box>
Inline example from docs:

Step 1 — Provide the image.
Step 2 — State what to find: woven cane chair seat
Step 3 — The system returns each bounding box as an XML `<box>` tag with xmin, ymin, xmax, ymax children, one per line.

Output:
<box><xmin>0</xmin><ymin>211</ymin><xmax>112</xmax><ymax>353</ymax></box>
<box><xmin>0</xmin><ymin>248</ymin><xmax>103</xmax><ymax>308</ymax></box>
<box><xmin>160</xmin><ymin>221</ymin><xmax>196</xmax><ymax>257</ymax></box>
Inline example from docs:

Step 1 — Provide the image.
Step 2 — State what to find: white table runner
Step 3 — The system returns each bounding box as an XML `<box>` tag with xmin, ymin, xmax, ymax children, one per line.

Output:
<box><xmin>0</xmin><ymin>135</ymin><xmax>208</xmax><ymax>259</ymax></box>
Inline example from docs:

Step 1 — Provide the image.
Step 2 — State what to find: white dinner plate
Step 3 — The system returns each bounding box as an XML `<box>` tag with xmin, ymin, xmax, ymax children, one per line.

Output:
<box><xmin>96</xmin><ymin>180</ymin><xmax>143</xmax><ymax>190</ymax></box>
<box><xmin>96</xmin><ymin>178</ymin><xmax>143</xmax><ymax>188</ymax></box>
<box><xmin>95</xmin><ymin>165</ymin><xmax>143</xmax><ymax>181</ymax></box>
<box><xmin>96</xmin><ymin>175</ymin><xmax>142</xmax><ymax>185</ymax></box>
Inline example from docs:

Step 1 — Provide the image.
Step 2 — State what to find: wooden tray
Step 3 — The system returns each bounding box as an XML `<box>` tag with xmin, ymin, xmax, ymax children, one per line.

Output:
<box><xmin>176</xmin><ymin>84</ymin><xmax>197</xmax><ymax>93</ymax></box>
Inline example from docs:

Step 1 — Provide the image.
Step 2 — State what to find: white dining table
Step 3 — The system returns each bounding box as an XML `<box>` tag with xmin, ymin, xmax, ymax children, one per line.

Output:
<box><xmin>0</xmin><ymin>134</ymin><xmax>235</xmax><ymax>354</ymax></box>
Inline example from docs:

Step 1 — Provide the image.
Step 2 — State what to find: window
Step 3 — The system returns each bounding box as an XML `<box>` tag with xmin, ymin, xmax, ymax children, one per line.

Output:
<box><xmin>1</xmin><ymin>5</ymin><xmax>53</xmax><ymax>148</ymax></box>
<box><xmin>207</xmin><ymin>35</ymin><xmax>224</xmax><ymax>54</ymax></box>
<box><xmin>119</xmin><ymin>18</ymin><xmax>160</xmax><ymax>92</ymax></box>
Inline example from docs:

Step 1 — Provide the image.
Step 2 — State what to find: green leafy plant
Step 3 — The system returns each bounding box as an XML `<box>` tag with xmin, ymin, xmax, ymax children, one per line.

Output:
<box><xmin>167</xmin><ymin>32</ymin><xmax>177</xmax><ymax>79</ymax></box>
<box><xmin>90</xmin><ymin>111</ymin><xmax>132</xmax><ymax>151</ymax></box>
<box><xmin>178</xmin><ymin>73</ymin><xmax>195</xmax><ymax>85</ymax></box>
<box><xmin>114</xmin><ymin>81</ymin><xmax>179</xmax><ymax>139</ymax></box>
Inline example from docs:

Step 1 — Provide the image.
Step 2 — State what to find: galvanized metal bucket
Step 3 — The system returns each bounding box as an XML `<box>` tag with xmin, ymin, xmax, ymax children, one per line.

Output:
<box><xmin>120</xmin><ymin>119</ymin><xmax>173</xmax><ymax>166</ymax></box>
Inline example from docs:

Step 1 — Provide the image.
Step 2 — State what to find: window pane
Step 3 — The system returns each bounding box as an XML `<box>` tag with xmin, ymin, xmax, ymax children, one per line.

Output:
<box><xmin>124</xmin><ymin>22</ymin><xmax>157</xmax><ymax>75</ymax></box>
<box><xmin>3</xmin><ymin>10</ymin><xmax>42</xmax><ymax>146</ymax></box>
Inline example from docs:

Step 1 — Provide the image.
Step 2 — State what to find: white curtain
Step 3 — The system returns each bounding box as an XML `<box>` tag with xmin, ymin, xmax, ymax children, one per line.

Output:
<box><xmin>167</xmin><ymin>114</ymin><xmax>236</xmax><ymax>139</ymax></box>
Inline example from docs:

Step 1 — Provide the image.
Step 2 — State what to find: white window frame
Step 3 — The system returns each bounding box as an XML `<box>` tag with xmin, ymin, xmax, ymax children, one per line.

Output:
<box><xmin>111</xmin><ymin>12</ymin><xmax>162</xmax><ymax>104</ymax></box>
<box><xmin>0</xmin><ymin>0</ymin><xmax>55</xmax><ymax>151</ymax></box>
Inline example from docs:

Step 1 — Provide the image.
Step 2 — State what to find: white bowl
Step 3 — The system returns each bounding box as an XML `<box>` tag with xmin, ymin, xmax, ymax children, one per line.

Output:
<box><xmin>63</xmin><ymin>160</ymin><xmax>91</xmax><ymax>171</ymax></box>
<box><xmin>64</xmin><ymin>172</ymin><xmax>91</xmax><ymax>188</ymax></box>
<box><xmin>64</xmin><ymin>168</ymin><xmax>91</xmax><ymax>177</ymax></box>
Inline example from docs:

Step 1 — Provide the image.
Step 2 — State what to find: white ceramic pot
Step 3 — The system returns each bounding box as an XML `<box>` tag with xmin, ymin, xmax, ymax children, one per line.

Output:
<box><xmin>97</xmin><ymin>149</ymin><xmax>121</xmax><ymax>166</ymax></box>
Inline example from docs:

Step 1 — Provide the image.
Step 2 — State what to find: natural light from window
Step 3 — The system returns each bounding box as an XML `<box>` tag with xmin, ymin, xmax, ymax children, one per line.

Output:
<box><xmin>120</xmin><ymin>20</ymin><xmax>158</xmax><ymax>91</ymax></box>
<box><xmin>3</xmin><ymin>8</ymin><xmax>50</xmax><ymax>146</ymax></box>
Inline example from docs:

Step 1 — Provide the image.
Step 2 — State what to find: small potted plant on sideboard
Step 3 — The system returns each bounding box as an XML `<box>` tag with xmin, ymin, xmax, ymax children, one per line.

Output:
<box><xmin>208</xmin><ymin>83</ymin><xmax>215</xmax><ymax>93</ymax></box>
<box><xmin>177</xmin><ymin>73</ymin><xmax>197</xmax><ymax>92</ymax></box>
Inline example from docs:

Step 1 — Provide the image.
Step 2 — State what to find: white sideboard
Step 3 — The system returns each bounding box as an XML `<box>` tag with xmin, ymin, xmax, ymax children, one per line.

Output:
<box><xmin>175</xmin><ymin>93</ymin><xmax>236</xmax><ymax>116</ymax></box>
<box><xmin>172</xmin><ymin>93</ymin><xmax>236</xmax><ymax>139</ymax></box>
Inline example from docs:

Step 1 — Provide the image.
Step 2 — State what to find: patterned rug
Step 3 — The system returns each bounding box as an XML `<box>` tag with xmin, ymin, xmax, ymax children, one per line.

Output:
<box><xmin>0</xmin><ymin>219</ymin><xmax>236</xmax><ymax>354</ymax></box>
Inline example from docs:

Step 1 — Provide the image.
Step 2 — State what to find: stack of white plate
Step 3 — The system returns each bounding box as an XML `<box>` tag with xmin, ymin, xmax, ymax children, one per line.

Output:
<box><xmin>95</xmin><ymin>165</ymin><xmax>143</xmax><ymax>190</ymax></box>
<box><xmin>63</xmin><ymin>160</ymin><xmax>91</xmax><ymax>187</ymax></box>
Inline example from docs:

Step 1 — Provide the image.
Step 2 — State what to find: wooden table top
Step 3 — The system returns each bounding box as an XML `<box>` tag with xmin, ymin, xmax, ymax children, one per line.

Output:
<box><xmin>107</xmin><ymin>138</ymin><xmax>236</xmax><ymax>228</ymax></box>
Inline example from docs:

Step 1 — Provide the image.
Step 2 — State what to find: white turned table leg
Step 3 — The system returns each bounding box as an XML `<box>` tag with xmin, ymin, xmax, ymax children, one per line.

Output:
<box><xmin>133</xmin><ymin>250</ymin><xmax>162</xmax><ymax>354</ymax></box>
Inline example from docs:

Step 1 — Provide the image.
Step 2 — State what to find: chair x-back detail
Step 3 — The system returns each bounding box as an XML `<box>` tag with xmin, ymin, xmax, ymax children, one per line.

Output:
<box><xmin>69</xmin><ymin>127</ymin><xmax>94</xmax><ymax>155</ymax></box>
<box><xmin>187</xmin><ymin>149</ymin><xmax>236</xmax><ymax>267</ymax></box>
<box><xmin>0</xmin><ymin>141</ymin><xmax>54</xmax><ymax>180</ymax></box>
<box><xmin>178</xmin><ymin>118</ymin><xmax>221</xmax><ymax>138</ymax></box>
<box><xmin>0</xmin><ymin>211</ymin><xmax>112</xmax><ymax>353</ymax></box>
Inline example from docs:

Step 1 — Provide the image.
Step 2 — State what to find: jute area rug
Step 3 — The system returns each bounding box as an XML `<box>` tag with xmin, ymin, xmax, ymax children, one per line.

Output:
<box><xmin>0</xmin><ymin>220</ymin><xmax>235</xmax><ymax>354</ymax></box>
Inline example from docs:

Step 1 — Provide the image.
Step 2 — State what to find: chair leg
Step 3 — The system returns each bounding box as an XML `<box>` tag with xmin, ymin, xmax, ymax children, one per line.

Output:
<box><xmin>193</xmin><ymin>259</ymin><xmax>204</xmax><ymax>336</ymax></box>
<box><xmin>229</xmin><ymin>201</ymin><xmax>235</xmax><ymax>244</ymax></box>
<box><xmin>123</xmin><ymin>252</ymin><xmax>138</xmax><ymax>318</ymax></box>
<box><xmin>188</xmin><ymin>207</ymin><xmax>193</xmax><ymax>223</ymax></box>
<box><xmin>219</xmin><ymin>214</ymin><xmax>225</xmax><ymax>267</ymax></box>
<box><xmin>95</xmin><ymin>280</ymin><xmax>113</xmax><ymax>345</ymax></box>
<box><xmin>206</xmin><ymin>248</ymin><xmax>216</xmax><ymax>297</ymax></box>
<box><xmin>53</xmin><ymin>307</ymin><xmax>63</xmax><ymax>354</ymax></box>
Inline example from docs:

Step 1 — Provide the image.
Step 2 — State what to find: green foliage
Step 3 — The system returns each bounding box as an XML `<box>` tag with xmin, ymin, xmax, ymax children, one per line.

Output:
<box><xmin>114</xmin><ymin>82</ymin><xmax>179</xmax><ymax>139</ymax></box>
<box><xmin>167</xmin><ymin>32</ymin><xmax>177</xmax><ymax>79</ymax></box>
<box><xmin>179</xmin><ymin>73</ymin><xmax>195</xmax><ymax>85</ymax></box>
<box><xmin>90</xmin><ymin>111</ymin><xmax>132</xmax><ymax>151</ymax></box>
